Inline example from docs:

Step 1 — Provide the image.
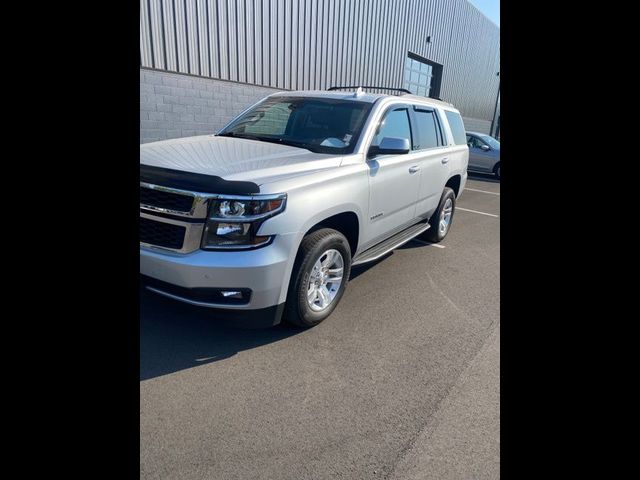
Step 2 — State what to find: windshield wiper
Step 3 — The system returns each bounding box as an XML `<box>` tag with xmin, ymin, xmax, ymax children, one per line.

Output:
<box><xmin>274</xmin><ymin>139</ymin><xmax>320</xmax><ymax>153</ymax></box>
<box><xmin>216</xmin><ymin>132</ymin><xmax>263</xmax><ymax>141</ymax></box>
<box><xmin>217</xmin><ymin>132</ymin><xmax>319</xmax><ymax>152</ymax></box>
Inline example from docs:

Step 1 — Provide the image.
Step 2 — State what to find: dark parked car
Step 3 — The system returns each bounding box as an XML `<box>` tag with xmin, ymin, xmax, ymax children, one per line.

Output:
<box><xmin>466</xmin><ymin>132</ymin><xmax>500</xmax><ymax>179</ymax></box>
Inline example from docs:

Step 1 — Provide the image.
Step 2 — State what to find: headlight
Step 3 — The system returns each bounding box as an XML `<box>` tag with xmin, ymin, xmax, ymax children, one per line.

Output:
<box><xmin>211</xmin><ymin>198</ymin><xmax>284</xmax><ymax>220</ymax></box>
<box><xmin>201</xmin><ymin>194</ymin><xmax>286</xmax><ymax>249</ymax></box>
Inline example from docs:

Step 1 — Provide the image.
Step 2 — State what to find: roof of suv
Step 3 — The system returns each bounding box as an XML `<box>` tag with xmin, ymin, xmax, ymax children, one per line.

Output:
<box><xmin>269</xmin><ymin>89</ymin><xmax>456</xmax><ymax>109</ymax></box>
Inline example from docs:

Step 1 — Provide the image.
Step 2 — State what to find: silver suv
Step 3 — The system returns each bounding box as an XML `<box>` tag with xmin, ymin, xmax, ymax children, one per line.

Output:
<box><xmin>140</xmin><ymin>88</ymin><xmax>469</xmax><ymax>327</ymax></box>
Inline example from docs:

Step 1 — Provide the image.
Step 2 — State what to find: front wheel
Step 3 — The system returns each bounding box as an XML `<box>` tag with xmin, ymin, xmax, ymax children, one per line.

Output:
<box><xmin>284</xmin><ymin>228</ymin><xmax>352</xmax><ymax>328</ymax></box>
<box><xmin>421</xmin><ymin>187</ymin><xmax>456</xmax><ymax>243</ymax></box>
<box><xmin>494</xmin><ymin>162</ymin><xmax>500</xmax><ymax>180</ymax></box>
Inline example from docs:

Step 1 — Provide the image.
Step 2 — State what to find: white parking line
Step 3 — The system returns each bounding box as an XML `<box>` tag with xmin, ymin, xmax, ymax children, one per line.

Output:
<box><xmin>411</xmin><ymin>239</ymin><xmax>446</xmax><ymax>248</ymax></box>
<box><xmin>465</xmin><ymin>187</ymin><xmax>500</xmax><ymax>196</ymax></box>
<box><xmin>457</xmin><ymin>207</ymin><xmax>499</xmax><ymax>218</ymax></box>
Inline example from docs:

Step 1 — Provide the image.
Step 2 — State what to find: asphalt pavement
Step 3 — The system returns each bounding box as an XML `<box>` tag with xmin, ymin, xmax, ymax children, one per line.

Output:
<box><xmin>140</xmin><ymin>172</ymin><xmax>500</xmax><ymax>479</ymax></box>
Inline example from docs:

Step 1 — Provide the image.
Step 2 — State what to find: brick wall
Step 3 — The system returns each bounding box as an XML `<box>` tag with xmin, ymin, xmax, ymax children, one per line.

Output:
<box><xmin>141</xmin><ymin>67</ymin><xmax>494</xmax><ymax>143</ymax></box>
<box><xmin>140</xmin><ymin>68</ymin><xmax>283</xmax><ymax>144</ymax></box>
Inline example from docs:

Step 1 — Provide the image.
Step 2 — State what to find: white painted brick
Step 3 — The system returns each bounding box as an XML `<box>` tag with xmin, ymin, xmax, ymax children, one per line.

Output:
<box><xmin>161</xmin><ymin>76</ymin><xmax>178</xmax><ymax>87</ymax></box>
<box><xmin>154</xmin><ymin>85</ymin><xmax>172</xmax><ymax>95</ymax></box>
<box><xmin>148</xmin><ymin>111</ymin><xmax>166</xmax><ymax>121</ymax></box>
<box><xmin>140</xmin><ymin>68</ymin><xmax>282</xmax><ymax>143</ymax></box>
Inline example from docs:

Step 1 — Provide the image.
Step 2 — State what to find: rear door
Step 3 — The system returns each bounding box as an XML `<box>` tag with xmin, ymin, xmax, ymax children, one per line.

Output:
<box><xmin>409</xmin><ymin>105</ymin><xmax>452</xmax><ymax>219</ymax></box>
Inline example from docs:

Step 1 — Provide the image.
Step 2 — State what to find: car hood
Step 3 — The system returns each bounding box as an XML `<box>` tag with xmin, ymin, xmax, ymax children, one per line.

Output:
<box><xmin>140</xmin><ymin>135</ymin><xmax>343</xmax><ymax>186</ymax></box>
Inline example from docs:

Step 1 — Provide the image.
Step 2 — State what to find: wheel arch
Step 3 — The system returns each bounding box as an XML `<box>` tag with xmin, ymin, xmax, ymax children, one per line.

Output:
<box><xmin>445</xmin><ymin>174</ymin><xmax>462</xmax><ymax>197</ymax></box>
<box><xmin>302</xmin><ymin>210</ymin><xmax>360</xmax><ymax>257</ymax></box>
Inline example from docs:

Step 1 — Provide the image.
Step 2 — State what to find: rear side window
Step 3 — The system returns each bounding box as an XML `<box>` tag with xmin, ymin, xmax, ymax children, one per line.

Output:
<box><xmin>444</xmin><ymin>111</ymin><xmax>467</xmax><ymax>145</ymax></box>
<box><xmin>372</xmin><ymin>108</ymin><xmax>412</xmax><ymax>147</ymax></box>
<box><xmin>413</xmin><ymin>109</ymin><xmax>442</xmax><ymax>149</ymax></box>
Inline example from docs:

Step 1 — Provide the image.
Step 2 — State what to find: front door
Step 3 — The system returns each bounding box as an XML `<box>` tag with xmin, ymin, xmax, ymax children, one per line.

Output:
<box><xmin>366</xmin><ymin>106</ymin><xmax>421</xmax><ymax>247</ymax></box>
<box><xmin>467</xmin><ymin>134</ymin><xmax>494</xmax><ymax>172</ymax></box>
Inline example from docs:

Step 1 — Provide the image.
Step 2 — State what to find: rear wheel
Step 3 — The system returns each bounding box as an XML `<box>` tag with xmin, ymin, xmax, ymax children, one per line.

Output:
<box><xmin>284</xmin><ymin>228</ymin><xmax>352</xmax><ymax>328</ymax></box>
<box><xmin>421</xmin><ymin>187</ymin><xmax>456</xmax><ymax>243</ymax></box>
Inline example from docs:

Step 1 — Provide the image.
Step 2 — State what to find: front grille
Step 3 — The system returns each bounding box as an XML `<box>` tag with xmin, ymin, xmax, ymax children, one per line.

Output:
<box><xmin>140</xmin><ymin>186</ymin><xmax>194</xmax><ymax>213</ymax></box>
<box><xmin>140</xmin><ymin>217</ymin><xmax>186</xmax><ymax>249</ymax></box>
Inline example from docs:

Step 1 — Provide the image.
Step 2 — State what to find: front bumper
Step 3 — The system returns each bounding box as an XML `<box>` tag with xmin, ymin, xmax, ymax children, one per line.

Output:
<box><xmin>140</xmin><ymin>232</ymin><xmax>300</xmax><ymax>323</ymax></box>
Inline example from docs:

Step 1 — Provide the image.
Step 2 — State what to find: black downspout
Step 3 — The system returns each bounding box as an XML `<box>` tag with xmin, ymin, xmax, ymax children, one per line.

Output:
<box><xmin>490</xmin><ymin>75</ymin><xmax>500</xmax><ymax>137</ymax></box>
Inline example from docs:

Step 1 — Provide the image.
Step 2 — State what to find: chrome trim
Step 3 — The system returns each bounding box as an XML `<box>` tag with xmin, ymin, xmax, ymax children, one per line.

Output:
<box><xmin>140</xmin><ymin>211</ymin><xmax>205</xmax><ymax>254</ymax></box>
<box><xmin>140</xmin><ymin>183</ymin><xmax>287</xmax><ymax>253</ymax></box>
<box><xmin>145</xmin><ymin>286</ymin><xmax>249</xmax><ymax>309</ymax></box>
<box><xmin>140</xmin><ymin>204</ymin><xmax>194</xmax><ymax>217</ymax></box>
<box><xmin>206</xmin><ymin>193</ymin><xmax>287</xmax><ymax>201</ymax></box>
<box><xmin>140</xmin><ymin>182</ymin><xmax>287</xmax><ymax>220</ymax></box>
<box><xmin>140</xmin><ymin>182</ymin><xmax>209</xmax><ymax>218</ymax></box>
<box><xmin>200</xmin><ymin>235</ymin><xmax>274</xmax><ymax>251</ymax></box>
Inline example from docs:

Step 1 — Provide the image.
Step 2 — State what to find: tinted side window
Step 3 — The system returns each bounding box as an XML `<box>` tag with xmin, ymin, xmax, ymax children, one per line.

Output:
<box><xmin>444</xmin><ymin>110</ymin><xmax>467</xmax><ymax>145</ymax></box>
<box><xmin>372</xmin><ymin>108</ymin><xmax>412</xmax><ymax>147</ymax></box>
<box><xmin>413</xmin><ymin>109</ymin><xmax>441</xmax><ymax>149</ymax></box>
<box><xmin>466</xmin><ymin>135</ymin><xmax>485</xmax><ymax>148</ymax></box>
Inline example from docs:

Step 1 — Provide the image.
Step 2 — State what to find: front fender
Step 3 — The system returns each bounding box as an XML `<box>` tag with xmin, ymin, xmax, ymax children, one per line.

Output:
<box><xmin>256</xmin><ymin>164</ymin><xmax>370</xmax><ymax>303</ymax></box>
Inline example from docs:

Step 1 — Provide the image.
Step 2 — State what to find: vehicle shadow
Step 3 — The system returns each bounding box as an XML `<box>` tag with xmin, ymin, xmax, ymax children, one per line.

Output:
<box><xmin>396</xmin><ymin>239</ymin><xmax>437</xmax><ymax>250</ymax></box>
<box><xmin>348</xmin><ymin>252</ymin><xmax>393</xmax><ymax>281</ymax></box>
<box><xmin>140</xmin><ymin>287</ymin><xmax>299</xmax><ymax>381</ymax></box>
<box><xmin>467</xmin><ymin>171</ymin><xmax>500</xmax><ymax>184</ymax></box>
<box><xmin>348</xmin><ymin>238</ymin><xmax>438</xmax><ymax>280</ymax></box>
<box><xmin>141</xmin><ymin>240</ymin><xmax>435</xmax><ymax>381</ymax></box>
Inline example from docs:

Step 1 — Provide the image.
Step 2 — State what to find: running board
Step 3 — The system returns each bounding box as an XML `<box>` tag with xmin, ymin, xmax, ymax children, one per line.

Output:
<box><xmin>352</xmin><ymin>222</ymin><xmax>431</xmax><ymax>266</ymax></box>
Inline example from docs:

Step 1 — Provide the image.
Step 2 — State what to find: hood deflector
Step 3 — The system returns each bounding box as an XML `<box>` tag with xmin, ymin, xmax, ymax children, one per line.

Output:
<box><xmin>140</xmin><ymin>164</ymin><xmax>260</xmax><ymax>195</ymax></box>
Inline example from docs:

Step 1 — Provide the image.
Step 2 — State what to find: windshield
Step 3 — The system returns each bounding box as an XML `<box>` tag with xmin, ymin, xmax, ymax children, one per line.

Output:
<box><xmin>217</xmin><ymin>96</ymin><xmax>373</xmax><ymax>154</ymax></box>
<box><xmin>478</xmin><ymin>134</ymin><xmax>500</xmax><ymax>150</ymax></box>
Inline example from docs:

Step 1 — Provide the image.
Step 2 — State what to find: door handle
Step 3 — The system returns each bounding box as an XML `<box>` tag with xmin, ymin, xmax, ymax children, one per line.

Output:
<box><xmin>441</xmin><ymin>157</ymin><xmax>449</xmax><ymax>164</ymax></box>
<box><xmin>409</xmin><ymin>166</ymin><xmax>420</xmax><ymax>173</ymax></box>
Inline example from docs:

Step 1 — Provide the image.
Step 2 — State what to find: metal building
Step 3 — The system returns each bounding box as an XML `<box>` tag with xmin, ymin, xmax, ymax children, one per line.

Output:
<box><xmin>140</xmin><ymin>0</ymin><xmax>500</xmax><ymax>144</ymax></box>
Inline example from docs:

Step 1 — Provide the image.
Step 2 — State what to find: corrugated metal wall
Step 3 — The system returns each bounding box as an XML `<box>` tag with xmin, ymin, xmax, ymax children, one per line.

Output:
<box><xmin>140</xmin><ymin>0</ymin><xmax>499</xmax><ymax>120</ymax></box>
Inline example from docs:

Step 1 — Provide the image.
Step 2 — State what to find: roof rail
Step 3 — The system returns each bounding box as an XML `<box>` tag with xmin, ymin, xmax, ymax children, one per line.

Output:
<box><xmin>328</xmin><ymin>86</ymin><xmax>412</xmax><ymax>95</ymax></box>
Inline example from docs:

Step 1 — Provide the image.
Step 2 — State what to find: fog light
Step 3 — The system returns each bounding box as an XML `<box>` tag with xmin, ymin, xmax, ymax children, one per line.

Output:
<box><xmin>221</xmin><ymin>290</ymin><xmax>243</xmax><ymax>299</ymax></box>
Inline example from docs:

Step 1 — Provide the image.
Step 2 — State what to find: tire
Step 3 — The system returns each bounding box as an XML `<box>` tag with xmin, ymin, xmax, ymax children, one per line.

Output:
<box><xmin>284</xmin><ymin>228</ymin><xmax>352</xmax><ymax>328</ymax></box>
<box><xmin>494</xmin><ymin>162</ymin><xmax>500</xmax><ymax>180</ymax></box>
<box><xmin>421</xmin><ymin>187</ymin><xmax>456</xmax><ymax>243</ymax></box>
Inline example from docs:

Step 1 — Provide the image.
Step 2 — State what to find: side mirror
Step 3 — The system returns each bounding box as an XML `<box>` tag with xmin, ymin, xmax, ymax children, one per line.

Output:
<box><xmin>480</xmin><ymin>144</ymin><xmax>490</xmax><ymax>151</ymax></box>
<box><xmin>368</xmin><ymin>137</ymin><xmax>410</xmax><ymax>157</ymax></box>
